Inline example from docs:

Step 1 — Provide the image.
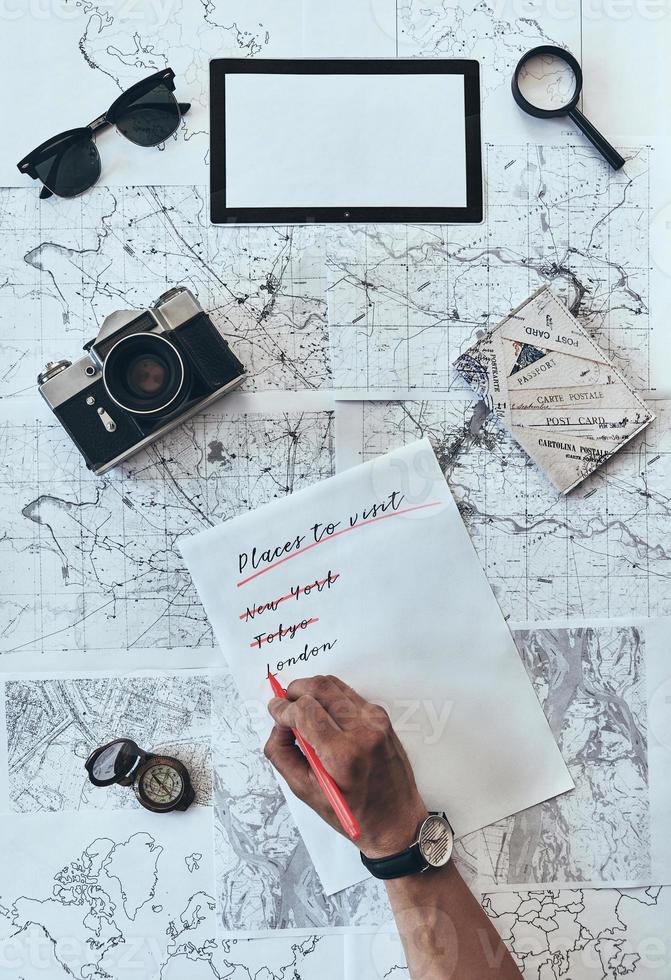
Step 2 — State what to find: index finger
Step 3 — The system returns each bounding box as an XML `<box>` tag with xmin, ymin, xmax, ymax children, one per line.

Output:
<box><xmin>286</xmin><ymin>675</ymin><xmax>366</xmax><ymax>729</ymax></box>
<box><xmin>268</xmin><ymin>693</ymin><xmax>342</xmax><ymax>755</ymax></box>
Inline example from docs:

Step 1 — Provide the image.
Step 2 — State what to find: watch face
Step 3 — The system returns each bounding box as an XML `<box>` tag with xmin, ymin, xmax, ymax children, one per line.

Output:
<box><xmin>138</xmin><ymin>762</ymin><xmax>184</xmax><ymax>810</ymax></box>
<box><xmin>418</xmin><ymin>815</ymin><xmax>454</xmax><ymax>868</ymax></box>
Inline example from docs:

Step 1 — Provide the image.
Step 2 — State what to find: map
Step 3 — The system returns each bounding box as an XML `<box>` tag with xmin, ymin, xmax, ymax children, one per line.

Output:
<box><xmin>0</xmin><ymin>831</ymin><xmax>344</xmax><ymax>980</ymax></box>
<box><xmin>213</xmin><ymin>670</ymin><xmax>391</xmax><ymax>932</ymax></box>
<box><xmin>397</xmin><ymin>0</ymin><xmax>579</xmax><ymax>101</ymax></box>
<box><xmin>70</xmin><ymin>0</ymin><xmax>577</xmax><ymax>110</ymax></box>
<box><xmin>3</xmin><ymin>671</ymin><xmax>212</xmax><ymax>812</ymax></box>
<box><xmin>0</xmin><ymin>672</ymin><xmax>346</xmax><ymax>975</ymax></box>
<box><xmin>483</xmin><ymin>887</ymin><xmax>671</xmax><ymax>980</ymax></box>
<box><xmin>327</xmin><ymin>143</ymin><xmax>652</xmax><ymax>397</ymax></box>
<box><xmin>335</xmin><ymin>399</ymin><xmax>671</xmax><ymax>622</ymax></box>
<box><xmin>479</xmin><ymin>626</ymin><xmax>651</xmax><ymax>889</ymax></box>
<box><xmin>1</xmin><ymin>0</ymin><xmax>583</xmax><ymax>185</ymax></box>
<box><xmin>1</xmin><ymin>0</ymin><xmax>669</xmax><ymax>972</ymax></box>
<box><xmin>0</xmin><ymin>186</ymin><xmax>330</xmax><ymax>401</ymax></box>
<box><xmin>211</xmin><ymin>934</ymin><xmax>344</xmax><ymax>980</ymax></box>
<box><xmin>0</xmin><ymin>398</ymin><xmax>333</xmax><ymax>656</ymax></box>
<box><xmin>0</xmin><ymin>809</ymin><xmax>219</xmax><ymax>980</ymax></box>
<box><xmin>0</xmin><ymin>0</ymin><xmax>275</xmax><ymax>185</ymax></box>
<box><xmin>213</xmin><ymin>669</ymin><xmax>478</xmax><ymax>933</ymax></box>
<box><xmin>351</xmin><ymin>887</ymin><xmax>671</xmax><ymax>979</ymax></box>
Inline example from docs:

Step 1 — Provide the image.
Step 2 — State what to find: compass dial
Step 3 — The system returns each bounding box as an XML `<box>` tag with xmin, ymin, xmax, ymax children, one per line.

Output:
<box><xmin>139</xmin><ymin>763</ymin><xmax>184</xmax><ymax>806</ymax></box>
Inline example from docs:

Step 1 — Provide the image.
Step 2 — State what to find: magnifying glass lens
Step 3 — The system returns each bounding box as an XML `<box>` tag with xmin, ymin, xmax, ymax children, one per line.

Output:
<box><xmin>516</xmin><ymin>53</ymin><xmax>578</xmax><ymax>112</ymax></box>
<box><xmin>512</xmin><ymin>44</ymin><xmax>625</xmax><ymax>171</ymax></box>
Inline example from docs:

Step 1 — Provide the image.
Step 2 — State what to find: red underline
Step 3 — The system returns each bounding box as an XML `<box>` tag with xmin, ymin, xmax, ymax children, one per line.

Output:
<box><xmin>240</xmin><ymin>573</ymin><xmax>340</xmax><ymax>620</ymax></box>
<box><xmin>250</xmin><ymin>617</ymin><xmax>320</xmax><ymax>647</ymax></box>
<box><xmin>237</xmin><ymin>501</ymin><xmax>441</xmax><ymax>587</ymax></box>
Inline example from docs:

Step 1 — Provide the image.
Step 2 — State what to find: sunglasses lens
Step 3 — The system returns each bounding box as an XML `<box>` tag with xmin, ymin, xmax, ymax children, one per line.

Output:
<box><xmin>33</xmin><ymin>135</ymin><xmax>101</xmax><ymax>198</ymax></box>
<box><xmin>115</xmin><ymin>81</ymin><xmax>181</xmax><ymax>147</ymax></box>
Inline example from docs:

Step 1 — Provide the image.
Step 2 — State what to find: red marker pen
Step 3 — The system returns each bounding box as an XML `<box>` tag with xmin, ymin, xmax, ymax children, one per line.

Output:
<box><xmin>268</xmin><ymin>672</ymin><xmax>361</xmax><ymax>842</ymax></box>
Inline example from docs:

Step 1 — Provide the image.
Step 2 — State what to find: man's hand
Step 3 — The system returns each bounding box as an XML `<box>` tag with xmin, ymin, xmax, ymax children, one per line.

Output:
<box><xmin>264</xmin><ymin>674</ymin><xmax>428</xmax><ymax>857</ymax></box>
<box><xmin>264</xmin><ymin>674</ymin><xmax>524</xmax><ymax>980</ymax></box>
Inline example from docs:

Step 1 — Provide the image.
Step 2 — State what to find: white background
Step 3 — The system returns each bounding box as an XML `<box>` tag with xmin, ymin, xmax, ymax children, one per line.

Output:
<box><xmin>223</xmin><ymin>72</ymin><xmax>468</xmax><ymax>210</ymax></box>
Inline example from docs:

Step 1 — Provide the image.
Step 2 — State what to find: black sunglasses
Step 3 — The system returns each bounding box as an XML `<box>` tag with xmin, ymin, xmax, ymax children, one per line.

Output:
<box><xmin>17</xmin><ymin>68</ymin><xmax>190</xmax><ymax>199</ymax></box>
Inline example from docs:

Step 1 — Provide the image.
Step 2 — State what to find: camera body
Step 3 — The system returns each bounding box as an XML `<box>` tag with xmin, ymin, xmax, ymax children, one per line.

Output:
<box><xmin>38</xmin><ymin>287</ymin><xmax>246</xmax><ymax>474</ymax></box>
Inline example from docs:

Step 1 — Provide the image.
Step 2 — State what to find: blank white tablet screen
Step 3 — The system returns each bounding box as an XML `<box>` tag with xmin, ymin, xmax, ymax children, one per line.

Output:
<box><xmin>223</xmin><ymin>72</ymin><xmax>468</xmax><ymax>209</ymax></box>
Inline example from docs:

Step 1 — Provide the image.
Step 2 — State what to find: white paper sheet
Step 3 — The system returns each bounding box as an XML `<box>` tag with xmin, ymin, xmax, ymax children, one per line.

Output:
<box><xmin>181</xmin><ymin>439</ymin><xmax>573</xmax><ymax>895</ymax></box>
<box><xmin>344</xmin><ymin>928</ymin><xmax>405</xmax><ymax>980</ymax></box>
<box><xmin>223</xmin><ymin>72</ymin><xmax>468</xmax><ymax>210</ymax></box>
<box><xmin>0</xmin><ymin>808</ymin><xmax>217</xmax><ymax>978</ymax></box>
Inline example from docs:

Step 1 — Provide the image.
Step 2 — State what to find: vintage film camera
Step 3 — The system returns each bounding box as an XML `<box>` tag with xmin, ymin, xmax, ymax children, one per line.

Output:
<box><xmin>38</xmin><ymin>287</ymin><xmax>246</xmax><ymax>474</ymax></box>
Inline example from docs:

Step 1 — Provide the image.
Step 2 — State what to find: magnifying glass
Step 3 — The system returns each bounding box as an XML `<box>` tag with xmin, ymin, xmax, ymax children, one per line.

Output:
<box><xmin>512</xmin><ymin>45</ymin><xmax>625</xmax><ymax>171</ymax></box>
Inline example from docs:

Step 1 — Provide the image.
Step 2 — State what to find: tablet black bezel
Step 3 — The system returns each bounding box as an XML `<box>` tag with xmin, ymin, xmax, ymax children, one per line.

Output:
<box><xmin>210</xmin><ymin>58</ymin><xmax>483</xmax><ymax>225</ymax></box>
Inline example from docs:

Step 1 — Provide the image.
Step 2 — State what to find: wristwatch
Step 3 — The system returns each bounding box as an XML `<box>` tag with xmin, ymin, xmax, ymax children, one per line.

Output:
<box><xmin>360</xmin><ymin>813</ymin><xmax>454</xmax><ymax>880</ymax></box>
<box><xmin>85</xmin><ymin>738</ymin><xmax>195</xmax><ymax>813</ymax></box>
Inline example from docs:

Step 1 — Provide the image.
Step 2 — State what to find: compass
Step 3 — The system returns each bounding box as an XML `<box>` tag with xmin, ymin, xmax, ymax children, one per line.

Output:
<box><xmin>85</xmin><ymin>738</ymin><xmax>195</xmax><ymax>813</ymax></box>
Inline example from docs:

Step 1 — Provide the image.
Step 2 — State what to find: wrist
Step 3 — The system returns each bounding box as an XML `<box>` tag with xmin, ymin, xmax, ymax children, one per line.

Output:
<box><xmin>359</xmin><ymin>798</ymin><xmax>429</xmax><ymax>859</ymax></box>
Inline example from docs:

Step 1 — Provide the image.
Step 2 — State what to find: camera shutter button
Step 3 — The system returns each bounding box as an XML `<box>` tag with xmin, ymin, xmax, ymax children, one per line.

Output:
<box><xmin>37</xmin><ymin>360</ymin><xmax>72</xmax><ymax>386</ymax></box>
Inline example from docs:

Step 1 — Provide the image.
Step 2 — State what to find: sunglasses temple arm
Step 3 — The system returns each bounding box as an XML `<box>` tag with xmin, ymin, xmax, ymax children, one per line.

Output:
<box><xmin>179</xmin><ymin>102</ymin><xmax>191</xmax><ymax>116</ymax></box>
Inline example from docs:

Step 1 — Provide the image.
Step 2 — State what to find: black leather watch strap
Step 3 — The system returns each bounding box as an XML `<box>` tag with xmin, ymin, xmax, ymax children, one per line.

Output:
<box><xmin>360</xmin><ymin>840</ymin><xmax>428</xmax><ymax>880</ymax></box>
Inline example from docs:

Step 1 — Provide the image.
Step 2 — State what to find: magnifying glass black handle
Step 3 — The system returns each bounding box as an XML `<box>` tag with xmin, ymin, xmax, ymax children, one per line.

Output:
<box><xmin>568</xmin><ymin>107</ymin><xmax>625</xmax><ymax>171</ymax></box>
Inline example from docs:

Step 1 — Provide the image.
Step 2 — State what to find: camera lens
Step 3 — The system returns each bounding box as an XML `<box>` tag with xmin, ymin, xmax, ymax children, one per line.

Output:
<box><xmin>103</xmin><ymin>333</ymin><xmax>188</xmax><ymax>415</ymax></box>
<box><xmin>126</xmin><ymin>354</ymin><xmax>168</xmax><ymax>397</ymax></box>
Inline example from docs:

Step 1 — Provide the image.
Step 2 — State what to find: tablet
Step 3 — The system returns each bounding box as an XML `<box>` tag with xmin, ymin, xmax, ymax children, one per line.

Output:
<box><xmin>210</xmin><ymin>59</ymin><xmax>482</xmax><ymax>225</ymax></box>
